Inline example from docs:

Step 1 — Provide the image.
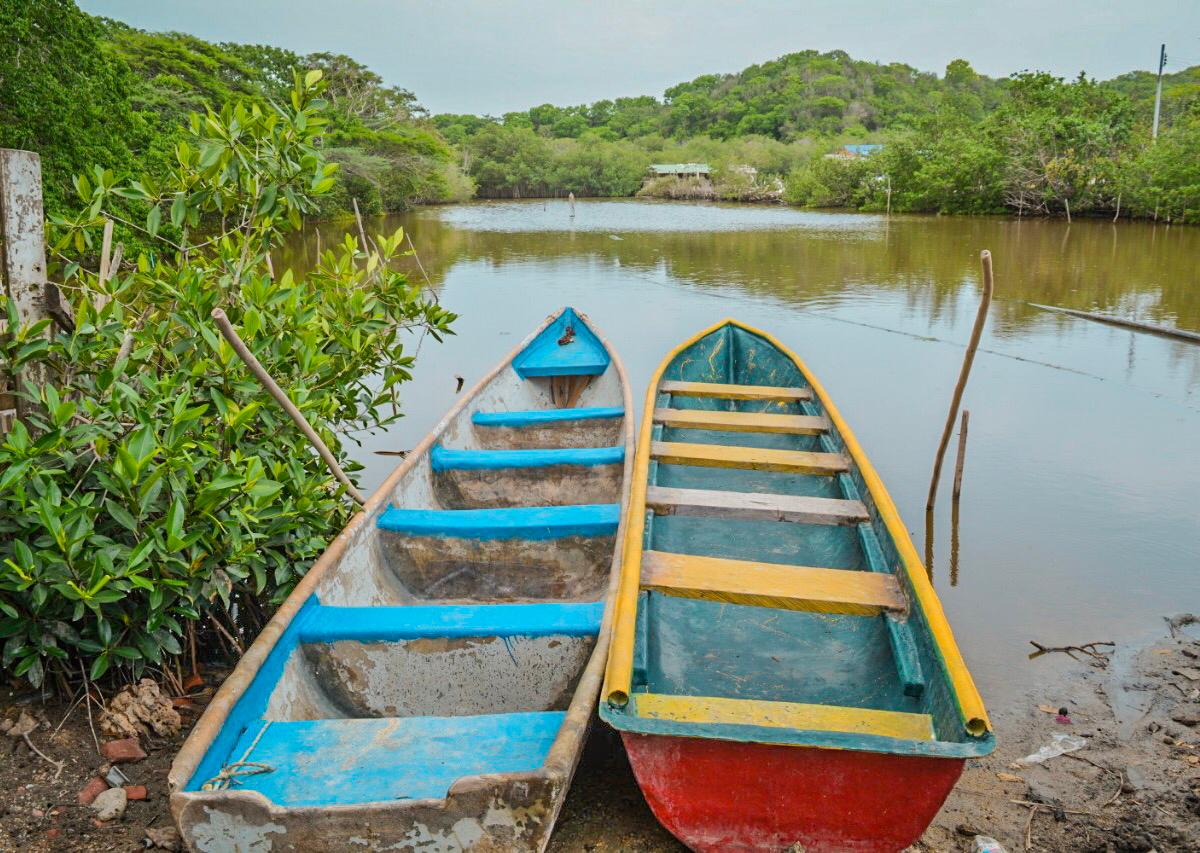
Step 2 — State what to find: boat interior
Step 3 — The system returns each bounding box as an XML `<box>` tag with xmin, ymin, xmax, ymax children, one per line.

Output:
<box><xmin>185</xmin><ymin>308</ymin><xmax>628</xmax><ymax>806</ymax></box>
<box><xmin>611</xmin><ymin>321</ymin><xmax>992</xmax><ymax>756</ymax></box>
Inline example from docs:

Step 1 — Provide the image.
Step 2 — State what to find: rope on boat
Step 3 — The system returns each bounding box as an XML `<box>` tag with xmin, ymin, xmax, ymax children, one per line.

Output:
<box><xmin>201</xmin><ymin>720</ymin><xmax>275</xmax><ymax>791</ymax></box>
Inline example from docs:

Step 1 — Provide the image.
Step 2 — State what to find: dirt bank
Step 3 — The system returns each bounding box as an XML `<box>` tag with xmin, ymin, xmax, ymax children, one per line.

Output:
<box><xmin>3</xmin><ymin>623</ymin><xmax>1197</xmax><ymax>852</ymax></box>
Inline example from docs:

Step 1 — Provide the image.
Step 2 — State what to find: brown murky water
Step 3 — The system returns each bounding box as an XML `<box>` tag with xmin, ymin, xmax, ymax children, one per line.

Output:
<box><xmin>281</xmin><ymin>199</ymin><xmax>1200</xmax><ymax>711</ymax></box>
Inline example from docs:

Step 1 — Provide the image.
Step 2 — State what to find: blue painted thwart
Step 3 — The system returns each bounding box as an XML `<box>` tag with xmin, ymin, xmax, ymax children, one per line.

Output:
<box><xmin>431</xmin><ymin>444</ymin><xmax>624</xmax><ymax>470</ymax></box>
<box><xmin>472</xmin><ymin>406</ymin><xmax>624</xmax><ymax>427</ymax></box>
<box><xmin>226</xmin><ymin>712</ymin><xmax>565</xmax><ymax>807</ymax></box>
<box><xmin>377</xmin><ymin>503</ymin><xmax>619</xmax><ymax>540</ymax></box>
<box><xmin>300</xmin><ymin>601</ymin><xmax>604</xmax><ymax>642</ymax></box>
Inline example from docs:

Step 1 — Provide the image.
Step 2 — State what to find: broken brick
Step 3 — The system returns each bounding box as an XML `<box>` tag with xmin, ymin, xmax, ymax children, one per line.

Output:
<box><xmin>123</xmin><ymin>785</ymin><xmax>149</xmax><ymax>801</ymax></box>
<box><xmin>78</xmin><ymin>777</ymin><xmax>109</xmax><ymax>805</ymax></box>
<box><xmin>100</xmin><ymin>737</ymin><xmax>146</xmax><ymax>763</ymax></box>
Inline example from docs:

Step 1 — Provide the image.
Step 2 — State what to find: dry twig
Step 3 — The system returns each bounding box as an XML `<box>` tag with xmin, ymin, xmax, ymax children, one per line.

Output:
<box><xmin>1028</xmin><ymin>640</ymin><xmax>1115</xmax><ymax>662</ymax></box>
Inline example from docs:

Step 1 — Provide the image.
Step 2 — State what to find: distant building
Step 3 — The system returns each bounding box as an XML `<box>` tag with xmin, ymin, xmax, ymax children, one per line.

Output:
<box><xmin>826</xmin><ymin>144</ymin><xmax>884</xmax><ymax>160</ymax></box>
<box><xmin>646</xmin><ymin>163</ymin><xmax>711</xmax><ymax>180</ymax></box>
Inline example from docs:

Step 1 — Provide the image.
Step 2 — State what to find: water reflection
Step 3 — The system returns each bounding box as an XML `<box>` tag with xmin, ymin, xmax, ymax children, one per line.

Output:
<box><xmin>282</xmin><ymin>200</ymin><xmax>1200</xmax><ymax>340</ymax></box>
<box><xmin>279</xmin><ymin>200</ymin><xmax>1200</xmax><ymax>710</ymax></box>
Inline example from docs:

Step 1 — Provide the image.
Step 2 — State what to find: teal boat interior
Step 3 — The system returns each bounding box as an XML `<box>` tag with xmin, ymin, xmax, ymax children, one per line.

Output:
<box><xmin>182</xmin><ymin>308</ymin><xmax>629</xmax><ymax>808</ymax></box>
<box><xmin>600</xmin><ymin>321</ymin><xmax>995</xmax><ymax>758</ymax></box>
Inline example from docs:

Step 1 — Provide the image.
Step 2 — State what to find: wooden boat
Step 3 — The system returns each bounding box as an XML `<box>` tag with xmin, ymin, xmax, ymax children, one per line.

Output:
<box><xmin>600</xmin><ymin>319</ymin><xmax>994</xmax><ymax>853</ymax></box>
<box><xmin>169</xmin><ymin>307</ymin><xmax>632</xmax><ymax>852</ymax></box>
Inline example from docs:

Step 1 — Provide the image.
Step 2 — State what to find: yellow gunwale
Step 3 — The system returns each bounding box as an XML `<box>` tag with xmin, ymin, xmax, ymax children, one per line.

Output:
<box><xmin>601</xmin><ymin>318</ymin><xmax>992</xmax><ymax>738</ymax></box>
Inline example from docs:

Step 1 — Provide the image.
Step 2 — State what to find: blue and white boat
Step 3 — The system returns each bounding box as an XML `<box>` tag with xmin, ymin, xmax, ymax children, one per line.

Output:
<box><xmin>169</xmin><ymin>308</ymin><xmax>632</xmax><ymax>851</ymax></box>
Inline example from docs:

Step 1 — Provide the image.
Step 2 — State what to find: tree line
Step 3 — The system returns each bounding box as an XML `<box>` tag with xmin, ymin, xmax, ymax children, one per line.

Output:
<box><xmin>3</xmin><ymin>2</ymin><xmax>1199</xmax><ymax>221</ymax></box>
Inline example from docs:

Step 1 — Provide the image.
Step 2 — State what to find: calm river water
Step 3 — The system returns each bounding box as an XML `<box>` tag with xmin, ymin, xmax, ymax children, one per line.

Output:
<box><xmin>283</xmin><ymin>200</ymin><xmax>1200</xmax><ymax>712</ymax></box>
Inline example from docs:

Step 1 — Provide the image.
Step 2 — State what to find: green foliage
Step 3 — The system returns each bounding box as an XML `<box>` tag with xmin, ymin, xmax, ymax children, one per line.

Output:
<box><xmin>447</xmin><ymin>50</ymin><xmax>994</xmax><ymax>146</ymax></box>
<box><xmin>0</xmin><ymin>73</ymin><xmax>455</xmax><ymax>689</ymax></box>
<box><xmin>1120</xmin><ymin>110</ymin><xmax>1200</xmax><ymax>222</ymax></box>
<box><xmin>0</xmin><ymin>1</ymin><xmax>146</xmax><ymax>212</ymax></box>
<box><xmin>2</xmin><ymin>4</ymin><xmax>465</xmax><ymax>217</ymax></box>
<box><xmin>783</xmin><ymin>156</ymin><xmax>877</xmax><ymax>208</ymax></box>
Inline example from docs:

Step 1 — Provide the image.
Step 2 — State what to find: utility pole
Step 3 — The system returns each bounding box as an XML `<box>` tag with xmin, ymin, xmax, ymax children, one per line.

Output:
<box><xmin>1152</xmin><ymin>43</ymin><xmax>1166</xmax><ymax>141</ymax></box>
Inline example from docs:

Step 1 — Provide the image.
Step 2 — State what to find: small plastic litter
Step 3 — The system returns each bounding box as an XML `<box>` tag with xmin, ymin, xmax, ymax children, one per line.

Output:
<box><xmin>1055</xmin><ymin>706</ymin><xmax>1073</xmax><ymax>725</ymax></box>
<box><xmin>105</xmin><ymin>765</ymin><xmax>131</xmax><ymax>787</ymax></box>
<box><xmin>1016</xmin><ymin>733</ymin><xmax>1087</xmax><ymax>765</ymax></box>
<box><xmin>974</xmin><ymin>836</ymin><xmax>1008</xmax><ymax>853</ymax></box>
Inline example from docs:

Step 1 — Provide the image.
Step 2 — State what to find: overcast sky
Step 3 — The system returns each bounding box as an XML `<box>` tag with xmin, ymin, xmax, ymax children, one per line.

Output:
<box><xmin>78</xmin><ymin>1</ymin><xmax>1199</xmax><ymax>115</ymax></box>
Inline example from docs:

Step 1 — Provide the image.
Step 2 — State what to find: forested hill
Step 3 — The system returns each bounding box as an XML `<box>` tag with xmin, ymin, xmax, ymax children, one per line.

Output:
<box><xmin>436</xmin><ymin>50</ymin><xmax>1199</xmax><ymax>144</ymax></box>
<box><xmin>437</xmin><ymin>52</ymin><xmax>1006</xmax><ymax>144</ymax></box>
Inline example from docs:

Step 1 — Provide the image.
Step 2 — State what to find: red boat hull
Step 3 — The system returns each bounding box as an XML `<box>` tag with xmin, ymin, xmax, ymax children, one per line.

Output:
<box><xmin>621</xmin><ymin>732</ymin><xmax>964</xmax><ymax>852</ymax></box>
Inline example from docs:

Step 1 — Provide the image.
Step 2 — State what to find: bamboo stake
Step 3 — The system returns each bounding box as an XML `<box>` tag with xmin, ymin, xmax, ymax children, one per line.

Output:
<box><xmin>952</xmin><ymin>409</ymin><xmax>970</xmax><ymax>500</ymax></box>
<box><xmin>98</xmin><ymin>218</ymin><xmax>114</xmax><ymax>286</ymax></box>
<box><xmin>351</xmin><ymin>197</ymin><xmax>369</xmax><ymax>254</ymax></box>
<box><xmin>926</xmin><ymin>251</ymin><xmax>993</xmax><ymax>510</ymax></box>
<box><xmin>949</xmin><ymin>498</ymin><xmax>960</xmax><ymax>587</ymax></box>
<box><xmin>211</xmin><ymin>308</ymin><xmax>366</xmax><ymax>505</ymax></box>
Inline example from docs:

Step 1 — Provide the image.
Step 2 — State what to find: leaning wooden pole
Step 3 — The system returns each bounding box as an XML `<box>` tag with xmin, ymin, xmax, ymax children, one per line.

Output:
<box><xmin>211</xmin><ymin>308</ymin><xmax>366</xmax><ymax>506</ymax></box>
<box><xmin>926</xmin><ymin>251</ymin><xmax>993</xmax><ymax>511</ymax></box>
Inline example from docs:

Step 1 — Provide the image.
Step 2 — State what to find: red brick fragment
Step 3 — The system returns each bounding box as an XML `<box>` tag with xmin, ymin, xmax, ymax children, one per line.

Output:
<box><xmin>100</xmin><ymin>737</ymin><xmax>147</xmax><ymax>763</ymax></box>
<box><xmin>123</xmin><ymin>785</ymin><xmax>149</xmax><ymax>801</ymax></box>
<box><xmin>46</xmin><ymin>828</ymin><xmax>61</xmax><ymax>840</ymax></box>
<box><xmin>78</xmin><ymin>777</ymin><xmax>109</xmax><ymax>805</ymax></box>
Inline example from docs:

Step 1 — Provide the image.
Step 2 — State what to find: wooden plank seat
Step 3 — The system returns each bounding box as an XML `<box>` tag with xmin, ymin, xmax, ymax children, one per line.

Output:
<box><xmin>633</xmin><ymin>693</ymin><xmax>935</xmax><ymax>741</ymax></box>
<box><xmin>646</xmin><ymin>485</ymin><xmax>868</xmax><ymax>526</ymax></box>
<box><xmin>651</xmin><ymin>441</ymin><xmax>849</xmax><ymax>475</ymax></box>
<box><xmin>659</xmin><ymin>380</ymin><xmax>813</xmax><ymax>402</ymax></box>
<box><xmin>640</xmin><ymin>551</ymin><xmax>906</xmax><ymax>617</ymax></box>
<box><xmin>654</xmin><ymin>408</ymin><xmax>828</xmax><ymax>435</ymax></box>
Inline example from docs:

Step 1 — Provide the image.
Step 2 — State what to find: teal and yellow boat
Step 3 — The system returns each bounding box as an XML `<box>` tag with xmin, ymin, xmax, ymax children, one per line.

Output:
<box><xmin>601</xmin><ymin>319</ymin><xmax>994</xmax><ymax>852</ymax></box>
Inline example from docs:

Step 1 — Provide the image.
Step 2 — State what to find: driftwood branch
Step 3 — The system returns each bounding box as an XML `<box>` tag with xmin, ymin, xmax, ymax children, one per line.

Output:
<box><xmin>210</xmin><ymin>308</ymin><xmax>366</xmax><ymax>505</ymax></box>
<box><xmin>927</xmin><ymin>250</ymin><xmax>993</xmax><ymax>510</ymax></box>
<box><xmin>1029</xmin><ymin>302</ymin><xmax>1200</xmax><ymax>345</ymax></box>
<box><xmin>1028</xmin><ymin>640</ymin><xmax>1115</xmax><ymax>662</ymax></box>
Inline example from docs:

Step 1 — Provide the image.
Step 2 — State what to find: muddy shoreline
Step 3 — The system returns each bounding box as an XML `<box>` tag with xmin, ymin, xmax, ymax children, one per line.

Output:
<box><xmin>3</xmin><ymin>622</ymin><xmax>1197</xmax><ymax>852</ymax></box>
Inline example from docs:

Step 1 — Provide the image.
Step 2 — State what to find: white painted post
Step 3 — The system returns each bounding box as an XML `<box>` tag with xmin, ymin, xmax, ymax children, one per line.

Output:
<box><xmin>0</xmin><ymin>149</ymin><xmax>52</xmax><ymax>429</ymax></box>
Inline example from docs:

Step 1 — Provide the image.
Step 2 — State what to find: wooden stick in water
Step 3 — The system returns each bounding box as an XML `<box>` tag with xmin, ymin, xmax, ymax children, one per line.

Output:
<box><xmin>94</xmin><ymin>218</ymin><xmax>114</xmax><ymax>310</ymax></box>
<box><xmin>952</xmin><ymin>409</ymin><xmax>970</xmax><ymax>500</ymax></box>
<box><xmin>352</xmin><ymin>197</ymin><xmax>369</xmax><ymax>254</ymax></box>
<box><xmin>211</xmin><ymin>308</ymin><xmax>366</xmax><ymax>506</ymax></box>
<box><xmin>98</xmin><ymin>218</ymin><xmax>114</xmax><ymax>286</ymax></box>
<box><xmin>926</xmin><ymin>250</ymin><xmax>993</xmax><ymax>510</ymax></box>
